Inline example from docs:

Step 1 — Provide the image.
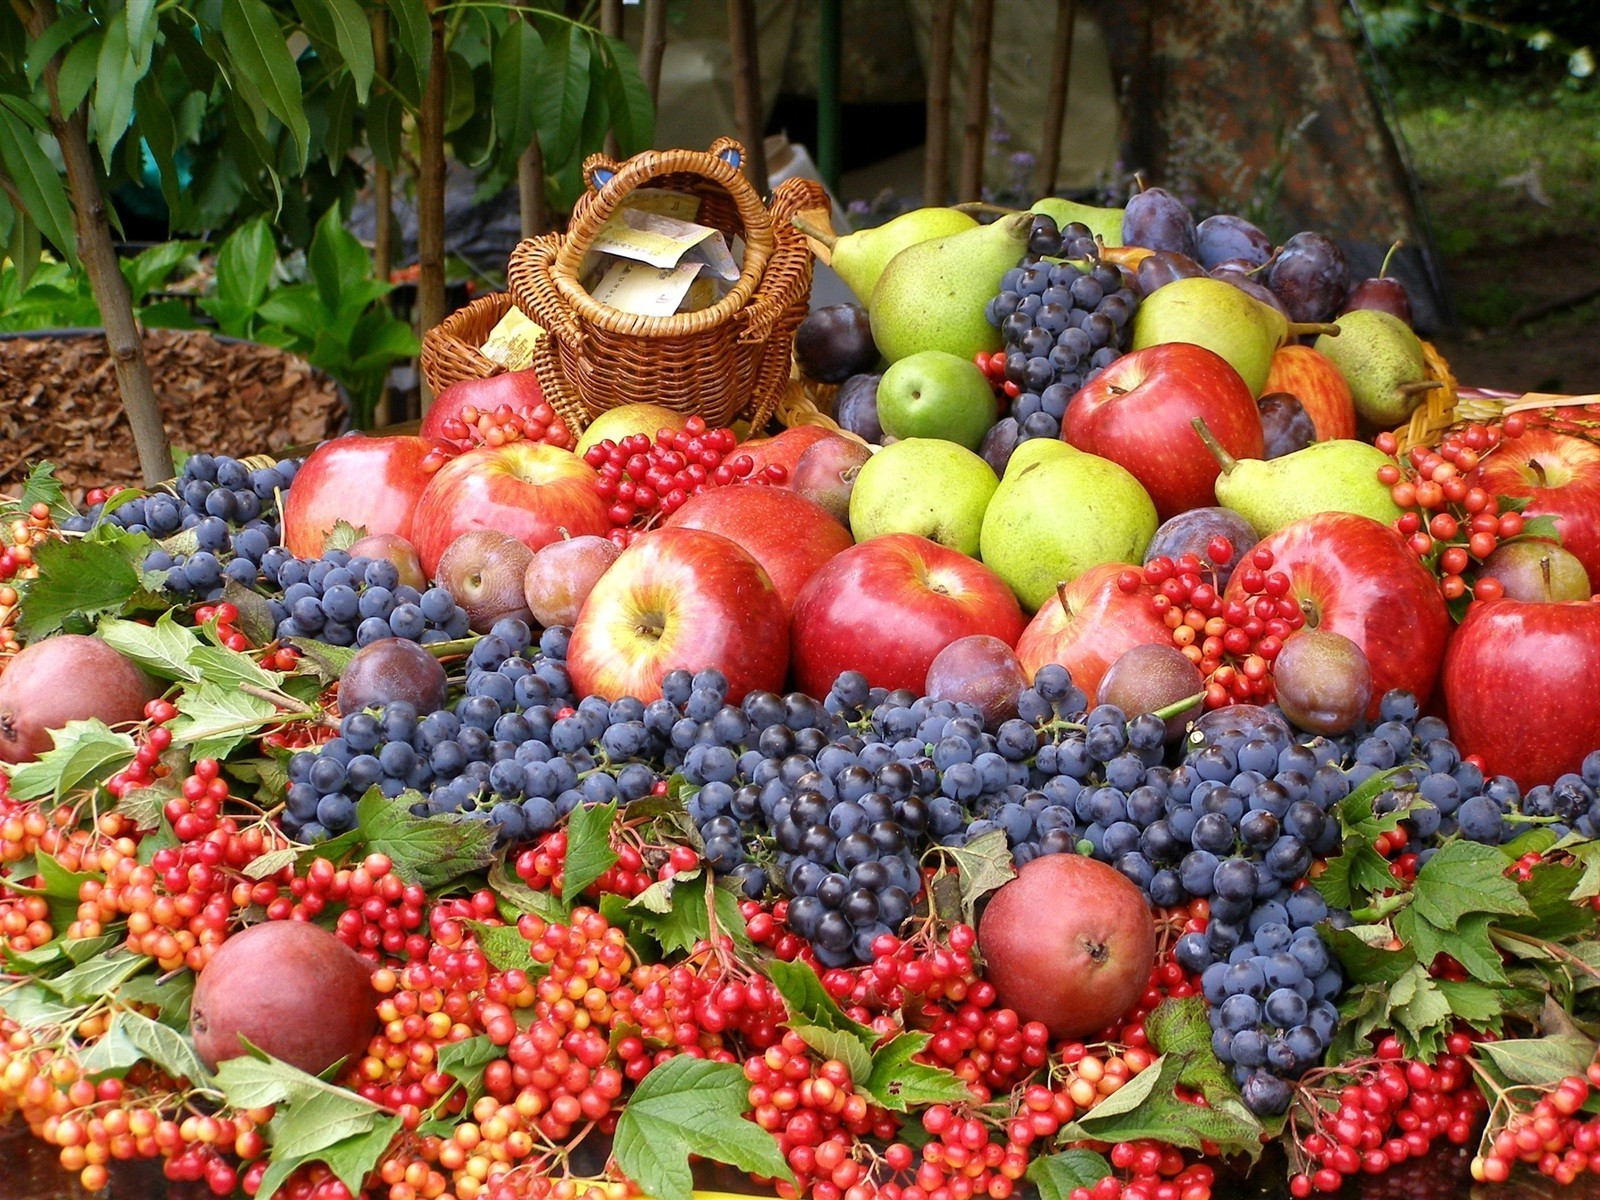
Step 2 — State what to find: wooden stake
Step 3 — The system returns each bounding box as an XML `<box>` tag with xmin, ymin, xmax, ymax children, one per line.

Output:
<box><xmin>923</xmin><ymin>0</ymin><xmax>954</xmax><ymax>204</ymax></box>
<box><xmin>1038</xmin><ymin>0</ymin><xmax>1076</xmax><ymax>197</ymax></box>
<box><xmin>640</xmin><ymin>0</ymin><xmax>668</xmax><ymax>102</ymax></box>
<box><xmin>415</xmin><ymin>0</ymin><xmax>448</xmax><ymax>411</ymax></box>
<box><xmin>600</xmin><ymin>0</ymin><xmax>622</xmax><ymax>158</ymax></box>
<box><xmin>727</xmin><ymin>0</ymin><xmax>768</xmax><ymax>190</ymax></box>
<box><xmin>956</xmin><ymin>0</ymin><xmax>995</xmax><ymax>203</ymax></box>
<box><xmin>371</xmin><ymin>7</ymin><xmax>397</xmax><ymax>425</ymax></box>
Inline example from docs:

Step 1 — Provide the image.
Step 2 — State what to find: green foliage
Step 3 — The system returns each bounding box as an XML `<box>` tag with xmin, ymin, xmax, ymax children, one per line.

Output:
<box><xmin>0</xmin><ymin>242</ymin><xmax>200</xmax><ymax>332</ymax></box>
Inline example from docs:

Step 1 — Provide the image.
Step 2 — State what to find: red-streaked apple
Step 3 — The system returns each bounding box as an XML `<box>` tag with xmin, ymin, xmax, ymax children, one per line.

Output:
<box><xmin>282</xmin><ymin>434</ymin><xmax>437</xmax><ymax>559</ymax></box>
<box><xmin>1014</xmin><ymin>562</ymin><xmax>1171</xmax><ymax>701</ymax></box>
<box><xmin>1466</xmin><ymin>427</ymin><xmax>1600</xmax><ymax>589</ymax></box>
<box><xmin>1262</xmin><ymin>345</ymin><xmax>1358</xmax><ymax>441</ymax></box>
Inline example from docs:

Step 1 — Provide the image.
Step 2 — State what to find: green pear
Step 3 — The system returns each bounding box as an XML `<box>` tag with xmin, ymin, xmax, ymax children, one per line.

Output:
<box><xmin>1129</xmin><ymin>276</ymin><xmax>1338</xmax><ymax>396</ymax></box>
<box><xmin>1314</xmin><ymin>310</ymin><xmax>1440</xmax><ymax>426</ymax></box>
<box><xmin>849</xmin><ymin>438</ymin><xmax>998</xmax><ymax>556</ymax></box>
<box><xmin>877</xmin><ymin>351</ymin><xmax>998</xmax><ymax>450</ymax></box>
<box><xmin>1031</xmin><ymin>197</ymin><xmax>1124</xmax><ymax>247</ymax></box>
<box><xmin>870</xmin><ymin>213</ymin><xmax>1032</xmax><ymax>364</ymax></box>
<box><xmin>979</xmin><ymin>439</ymin><xmax>1157</xmax><ymax>610</ymax></box>
<box><xmin>1192</xmin><ymin>418</ymin><xmax>1404</xmax><ymax>536</ymax></box>
<box><xmin>801</xmin><ymin>207</ymin><xmax>979</xmax><ymax>305</ymax></box>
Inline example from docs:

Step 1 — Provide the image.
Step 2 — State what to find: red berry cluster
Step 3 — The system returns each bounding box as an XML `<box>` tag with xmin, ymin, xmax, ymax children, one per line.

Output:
<box><xmin>424</xmin><ymin>401</ymin><xmax>576</xmax><ymax>462</ymax></box>
<box><xmin>623</xmin><ymin>938</ymin><xmax>789</xmax><ymax>1061</ymax></box>
<box><xmin>1288</xmin><ymin>1035</ymin><xmax>1483</xmax><ymax>1195</ymax></box>
<box><xmin>976</xmin><ymin>350</ymin><xmax>1020</xmax><ymax>402</ymax></box>
<box><xmin>1121</xmin><ymin>542</ymin><xmax>1303</xmax><ymax>709</ymax></box>
<box><xmin>1373</xmin><ymin>421</ymin><xmax>1526</xmax><ymax>603</ymax></box>
<box><xmin>877</xmin><ymin>1101</ymin><xmax>1031</xmax><ymax>1200</ymax></box>
<box><xmin>744</xmin><ymin>1032</ymin><xmax>895</xmax><ymax>1200</ymax></box>
<box><xmin>1473</xmin><ymin>1064</ymin><xmax>1600</xmax><ymax>1185</ymax></box>
<box><xmin>266</xmin><ymin>853</ymin><xmax>431</xmax><ymax>962</ymax></box>
<box><xmin>195</xmin><ymin>601</ymin><xmax>250</xmax><ymax>652</ymax></box>
<box><xmin>742</xmin><ymin>898</ymin><xmax>820</xmax><ymax>966</ymax></box>
<box><xmin>1074</xmin><ymin>1145</ymin><xmax>1215</xmax><ymax>1200</ymax></box>
<box><xmin>581</xmin><ymin>415</ymin><xmax>787</xmax><ymax>543</ymax></box>
<box><xmin>513</xmin><ymin>829</ymin><xmax>695</xmax><ymax>900</ymax></box>
<box><xmin>854</xmin><ymin>923</ymin><xmax>983</xmax><ymax>1009</ymax></box>
<box><xmin>105</xmin><ymin>699</ymin><xmax>179</xmax><ymax>799</ymax></box>
<box><xmin>917</xmin><ymin>1003</ymin><xmax>1050</xmax><ymax>1100</ymax></box>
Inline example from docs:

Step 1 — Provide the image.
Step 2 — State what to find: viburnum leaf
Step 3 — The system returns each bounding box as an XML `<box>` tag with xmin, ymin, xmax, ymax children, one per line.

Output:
<box><xmin>116</xmin><ymin>776</ymin><xmax>179</xmax><ymax>831</ymax></box>
<box><xmin>561</xmin><ymin>801</ymin><xmax>619</xmax><ymax>898</ymax></box>
<box><xmin>353</xmin><ymin>788</ymin><xmax>496</xmax><ymax>890</ymax></box>
<box><xmin>938</xmin><ymin>829</ymin><xmax>1015</xmax><ymax>925</ymax></box>
<box><xmin>766</xmin><ymin>959</ymin><xmax>873</xmax><ymax>1043</ymax></box>
<box><xmin>487</xmin><ymin>860</ymin><xmax>570</xmax><ymax>923</ymax></box>
<box><xmin>324</xmin><ymin>520</ymin><xmax>366</xmax><ymax>551</ymax></box>
<box><xmin>1321</xmin><ymin>924</ymin><xmax>1416</xmax><ymax>984</ymax></box>
<box><xmin>4</xmin><ymin>461</ymin><xmax>74</xmax><ymax>521</ymax></box>
<box><xmin>1503</xmin><ymin>862</ymin><xmax>1597</xmax><ymax>941</ymax></box>
<box><xmin>187</xmin><ymin>644</ymin><xmax>284</xmax><ymax>692</ymax></box>
<box><xmin>15</xmin><ymin>530</ymin><xmax>151</xmax><ymax>639</ymax></box>
<box><xmin>223</xmin><ymin>578</ymin><xmax>278</xmax><ymax>647</ymax></box>
<box><xmin>1411</xmin><ymin>840</ymin><xmax>1532</xmax><ymax>927</ymax></box>
<box><xmin>1435</xmin><ymin>980</ymin><xmax>1507</xmax><ymax>1031</ymax></box>
<box><xmin>1146</xmin><ymin>996</ymin><xmax>1248</xmax><ymax>1109</ymax></box>
<box><xmin>78</xmin><ymin>1012</ymin><xmax>144</xmax><ymax>1075</ymax></box>
<box><xmin>1028</xmin><ymin>1149</ymin><xmax>1113</xmax><ymax>1200</ymax></box>
<box><xmin>42</xmin><ymin>949</ymin><xmax>154</xmax><ymax>1003</ymax></box>
<box><xmin>0</xmin><ymin>980</ymin><xmax>80</xmax><ymax>1030</ymax></box>
<box><xmin>1477</xmin><ymin>1035</ymin><xmax>1597</xmax><ymax>1085</ymax></box>
<box><xmin>1059</xmin><ymin>1053</ymin><xmax>1263</xmax><ymax>1157</ymax></box>
<box><xmin>611</xmin><ymin>1056</ymin><xmax>792</xmax><ymax>1200</ymax></box>
<box><xmin>314</xmin><ymin>1116</ymin><xmax>403</xmax><ymax>1194</ymax></box>
<box><xmin>1395</xmin><ymin>908</ymin><xmax>1506</xmax><ymax>984</ymax></box>
<box><xmin>1564</xmin><ymin>839</ymin><xmax>1600</xmax><ymax>903</ymax></box>
<box><xmin>435</xmin><ymin>1035</ymin><xmax>503</xmax><ymax>1103</ymax></box>
<box><xmin>4</xmin><ymin>719</ymin><xmax>136</xmax><ymax>804</ymax></box>
<box><xmin>463</xmin><ymin>920</ymin><xmax>545</xmax><ymax>976</ymax></box>
<box><xmin>243</xmin><ymin>848</ymin><xmax>299</xmax><ymax>880</ymax></box>
<box><xmin>861</xmin><ymin>1032</ymin><xmax>969</xmax><ymax>1111</ymax></box>
<box><xmin>287</xmin><ymin>638</ymin><xmax>358</xmax><ymax>684</ymax></box>
<box><xmin>1385</xmin><ymin>962</ymin><xmax>1453</xmax><ymax>1056</ymax></box>
<box><xmin>216</xmin><ymin>1052</ymin><xmax>387</xmax><ymax>1167</ymax></box>
<box><xmin>169</xmin><ymin>685</ymin><xmax>280</xmax><ymax>759</ymax></box>
<box><xmin>97</xmin><ymin>611</ymin><xmax>203</xmax><ymax>681</ymax></box>
<box><xmin>118</xmin><ymin>1008</ymin><xmax>210</xmax><ymax>1084</ymax></box>
<box><xmin>118</xmin><ymin>969</ymin><xmax>195</xmax><ymax>1027</ymax></box>
<box><xmin>622</xmin><ymin>870</ymin><xmax>754</xmax><ymax>957</ymax></box>
<box><xmin>792</xmin><ymin>1024</ymin><xmax>873</xmax><ymax>1085</ymax></box>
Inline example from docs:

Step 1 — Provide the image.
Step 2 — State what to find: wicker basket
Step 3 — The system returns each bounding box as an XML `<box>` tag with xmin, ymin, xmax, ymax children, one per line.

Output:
<box><xmin>419</xmin><ymin>292</ymin><xmax>515</xmax><ymax>395</ymax></box>
<box><xmin>507</xmin><ymin>138</ymin><xmax>827</xmax><ymax>436</ymax></box>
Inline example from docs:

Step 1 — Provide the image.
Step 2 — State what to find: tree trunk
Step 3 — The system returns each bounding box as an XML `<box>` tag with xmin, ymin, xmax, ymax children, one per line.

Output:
<box><xmin>518</xmin><ymin>136</ymin><xmax>547</xmax><ymax>240</ymax></box>
<box><xmin>24</xmin><ymin>0</ymin><xmax>172</xmax><ymax>484</ymax></box>
<box><xmin>923</xmin><ymin>0</ymin><xmax>954</xmax><ymax>205</ymax></box>
<box><xmin>415</xmin><ymin>0</ymin><xmax>448</xmax><ymax>411</ymax></box>
<box><xmin>599</xmin><ymin>0</ymin><xmax>622</xmax><ymax>159</ymax></box>
<box><xmin>639</xmin><ymin>0</ymin><xmax>667</xmax><ymax>103</ymax></box>
<box><xmin>371</xmin><ymin>8</ymin><xmax>396</xmax><ymax>424</ymax></box>
<box><xmin>956</xmin><ymin>0</ymin><xmax>996</xmax><ymax>203</ymax></box>
<box><xmin>1037</xmin><ymin>0</ymin><xmax>1077</xmax><ymax>198</ymax></box>
<box><xmin>726</xmin><ymin>0</ymin><xmax>767</xmax><ymax>191</ymax></box>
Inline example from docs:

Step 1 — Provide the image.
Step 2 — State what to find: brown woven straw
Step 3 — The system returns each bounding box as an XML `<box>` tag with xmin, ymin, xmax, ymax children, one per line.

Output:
<box><xmin>419</xmin><ymin>292</ymin><xmax>514</xmax><ymax>396</ymax></box>
<box><xmin>507</xmin><ymin>138</ymin><xmax>826</xmax><ymax>435</ymax></box>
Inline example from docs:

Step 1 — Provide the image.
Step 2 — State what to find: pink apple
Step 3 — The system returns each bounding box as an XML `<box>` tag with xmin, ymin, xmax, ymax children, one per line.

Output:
<box><xmin>1467</xmin><ymin>428</ymin><xmax>1600</xmax><ymax>590</ymax></box>
<box><xmin>1063</xmin><ymin>343</ymin><xmax>1264</xmax><ymax>521</ymax></box>
<box><xmin>422</xmin><ymin>370</ymin><xmax>552</xmax><ymax>444</ymax></box>
<box><xmin>789</xmin><ymin>533</ymin><xmax>1025</xmax><ymax>696</ymax></box>
<box><xmin>736</xmin><ymin>425</ymin><xmax>840</xmax><ymax>484</ymax></box>
<box><xmin>1015</xmin><ymin>562</ymin><xmax>1171</xmax><ymax>700</ymax></box>
<box><xmin>664</xmin><ymin>484</ymin><xmax>855</xmax><ymax>619</ymax></box>
<box><xmin>566</xmin><ymin>527</ymin><xmax>789</xmax><ymax>703</ymax></box>
<box><xmin>1443</xmin><ymin>598</ymin><xmax>1600</xmax><ymax>788</ymax></box>
<box><xmin>411</xmin><ymin>442</ymin><xmax>611</xmax><ymax>577</ymax></box>
<box><xmin>1262</xmin><ymin>345</ymin><xmax>1358</xmax><ymax>442</ymax></box>
<box><xmin>282</xmin><ymin>434</ymin><xmax>437</xmax><ymax>559</ymax></box>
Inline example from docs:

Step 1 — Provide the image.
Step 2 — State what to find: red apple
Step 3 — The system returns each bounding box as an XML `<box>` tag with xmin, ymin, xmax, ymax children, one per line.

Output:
<box><xmin>1015</xmin><ymin>562</ymin><xmax>1171</xmax><ymax>701</ymax></box>
<box><xmin>977</xmin><ymin>854</ymin><xmax>1157</xmax><ymax>1039</ymax></box>
<box><xmin>411</xmin><ymin>442</ymin><xmax>611</xmax><ymax>577</ymax></box>
<box><xmin>566</xmin><ymin>526</ymin><xmax>788</xmax><ymax>703</ymax></box>
<box><xmin>1063</xmin><ymin>344</ymin><xmax>1264</xmax><ymax>521</ymax></box>
<box><xmin>1224</xmin><ymin>513</ymin><xmax>1449</xmax><ymax>717</ymax></box>
<box><xmin>737</xmin><ymin>425</ymin><xmax>839</xmax><ymax>484</ymax></box>
<box><xmin>1443</xmin><ymin>598</ymin><xmax>1600</xmax><ymax>788</ymax></box>
<box><xmin>346</xmin><ymin>533</ymin><xmax>428</xmax><ymax>592</ymax></box>
<box><xmin>422</xmin><ymin>370</ymin><xmax>550</xmax><ymax>444</ymax></box>
<box><xmin>1467</xmin><ymin>428</ymin><xmax>1600</xmax><ymax>589</ymax></box>
<box><xmin>1262</xmin><ymin>345</ymin><xmax>1358</xmax><ymax>441</ymax></box>
<box><xmin>282</xmin><ymin>434</ymin><xmax>437</xmax><ymax>559</ymax></box>
<box><xmin>788</xmin><ymin>533</ymin><xmax>1025</xmax><ymax>696</ymax></box>
<box><xmin>664</xmin><ymin>484</ymin><xmax>855</xmax><ymax>619</ymax></box>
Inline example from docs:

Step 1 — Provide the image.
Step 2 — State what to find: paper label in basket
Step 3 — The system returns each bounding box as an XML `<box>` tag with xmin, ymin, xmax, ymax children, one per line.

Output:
<box><xmin>620</xmin><ymin>188</ymin><xmax>702</xmax><ymax>221</ymax></box>
<box><xmin>479</xmin><ymin>307</ymin><xmax>544</xmax><ymax>371</ymax></box>
<box><xmin>589</xmin><ymin>259</ymin><xmax>704</xmax><ymax>317</ymax></box>
<box><xmin>591</xmin><ymin>209</ymin><xmax>719</xmax><ymax>269</ymax></box>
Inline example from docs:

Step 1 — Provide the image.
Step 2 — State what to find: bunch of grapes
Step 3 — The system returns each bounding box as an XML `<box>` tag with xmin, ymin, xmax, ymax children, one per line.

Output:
<box><xmin>252</xmin><ymin>544</ymin><xmax>469</xmax><ymax>648</ymax></box>
<box><xmin>982</xmin><ymin>215</ymin><xmax>1140</xmax><ymax>443</ymax></box>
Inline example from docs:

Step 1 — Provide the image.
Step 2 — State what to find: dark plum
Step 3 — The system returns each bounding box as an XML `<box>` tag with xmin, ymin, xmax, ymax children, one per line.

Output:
<box><xmin>979</xmin><ymin>416</ymin><xmax>1022</xmax><ymax>475</ymax></box>
<box><xmin>1195</xmin><ymin>214</ymin><xmax>1273</xmax><ymax>270</ymax></box>
<box><xmin>795</xmin><ymin>304</ymin><xmax>879</xmax><ymax>383</ymax></box>
<box><xmin>1272</xmin><ymin>630</ymin><xmax>1372</xmax><ymax>735</ymax></box>
<box><xmin>1135</xmin><ymin>250</ymin><xmax>1206</xmax><ymax>298</ymax></box>
<box><xmin>1096</xmin><ymin>643</ymin><xmax>1205</xmax><ymax>741</ymax></box>
<box><xmin>1144</xmin><ymin>507</ymin><xmax>1259</xmax><ymax>591</ymax></box>
<box><xmin>832</xmin><ymin>373</ymin><xmax>884</xmax><ymax>443</ymax></box>
<box><xmin>1122</xmin><ymin>186</ymin><xmax>1197</xmax><ymax>257</ymax></box>
<box><xmin>1264</xmin><ymin>232</ymin><xmax>1349</xmax><ymax>324</ymax></box>
<box><xmin>340</xmin><ymin>637</ymin><xmax>449</xmax><ymax>715</ymax></box>
<box><xmin>1257</xmin><ymin>392</ymin><xmax>1317</xmax><ymax>459</ymax></box>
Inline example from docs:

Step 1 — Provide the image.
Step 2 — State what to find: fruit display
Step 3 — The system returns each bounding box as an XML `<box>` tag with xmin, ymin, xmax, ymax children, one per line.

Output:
<box><xmin>5</xmin><ymin>175</ymin><xmax>1600</xmax><ymax>1200</ymax></box>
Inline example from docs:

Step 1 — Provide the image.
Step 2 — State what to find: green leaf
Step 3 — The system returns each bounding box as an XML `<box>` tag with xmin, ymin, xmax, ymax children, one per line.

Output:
<box><xmin>16</xmin><ymin>527</ymin><xmax>149</xmax><ymax>639</ymax></box>
<box><xmin>562</xmin><ymin>801</ymin><xmax>619</xmax><ymax>898</ymax></box>
<box><xmin>187</xmin><ymin>645</ymin><xmax>285</xmax><ymax>693</ymax></box>
<box><xmin>1146</xmin><ymin>996</ymin><xmax>1239</xmax><ymax>1103</ymax></box>
<box><xmin>315</xmin><ymin>1116</ymin><xmax>402</xmax><ymax>1194</ymax></box>
<box><xmin>1386</xmin><ymin>962</ymin><xmax>1453</xmax><ymax>1052</ymax></box>
<box><xmin>127</xmin><ymin>0</ymin><xmax>159</xmax><ymax>72</ymax></box>
<box><xmin>56</xmin><ymin>30</ymin><xmax>102</xmax><ymax>122</ymax></box>
<box><xmin>530</xmin><ymin>23</ymin><xmax>589</xmax><ymax>166</ymax></box>
<box><xmin>463</xmin><ymin>920</ymin><xmax>543</xmax><ymax>975</ymax></box>
<box><xmin>599</xmin><ymin>36</ymin><xmax>654</xmax><ymax>156</ymax></box>
<box><xmin>622</xmin><ymin>870</ymin><xmax>753</xmax><ymax>957</ymax></box>
<box><xmin>1436</xmin><ymin>980</ymin><xmax>1506</xmax><ymax>1030</ymax></box>
<box><xmin>791</xmin><ymin>1024</ymin><xmax>873</xmax><ymax>1085</ymax></box>
<box><xmin>1060</xmin><ymin>1053</ymin><xmax>1263</xmax><ymax>1157</ymax></box>
<box><xmin>169</xmin><ymin>685</ymin><xmax>280</xmax><ymax>759</ymax></box>
<box><xmin>939</xmin><ymin>828</ymin><xmax>1015</xmax><ymax>925</ymax></box>
<box><xmin>488</xmin><ymin>859</ymin><xmax>569</xmax><ymax>923</ymax></box>
<box><xmin>1028</xmin><ymin>1150</ymin><xmax>1113</xmax><ymax>1200</ymax></box>
<box><xmin>80</xmin><ymin>1012</ymin><xmax>144</xmax><ymax>1076</ymax></box>
<box><xmin>92</xmin><ymin>11</ymin><xmax>138</xmax><ymax>168</ymax></box>
<box><xmin>355</xmin><ymin>788</ymin><xmax>497</xmax><ymax>890</ymax></box>
<box><xmin>367</xmin><ymin>88</ymin><xmax>404</xmax><ymax>172</ymax></box>
<box><xmin>492</xmin><ymin>19</ymin><xmax>542</xmax><ymax>160</ymax></box>
<box><xmin>43</xmin><ymin>949</ymin><xmax>153</xmax><ymax>1003</ymax></box>
<box><xmin>287</xmin><ymin>637</ymin><xmax>358</xmax><ymax>684</ymax></box>
<box><xmin>0</xmin><ymin>107</ymin><xmax>74</xmax><ymax>269</ymax></box>
<box><xmin>25</xmin><ymin>10</ymin><xmax>94</xmax><ymax>86</ymax></box>
<box><xmin>244</xmin><ymin>848</ymin><xmax>300</xmax><ymax>880</ymax></box>
<box><xmin>765</xmin><ymin>958</ymin><xmax>873</xmax><ymax>1043</ymax></box>
<box><xmin>385</xmin><ymin>0</ymin><xmax>430</xmax><ymax>103</ymax></box>
<box><xmin>119</xmin><ymin>1009</ymin><xmax>210</xmax><ymax>1084</ymax></box>
<box><xmin>1564</xmin><ymin>839</ymin><xmax>1600</xmax><ymax>903</ymax></box>
<box><xmin>116</xmin><ymin>969</ymin><xmax>195</xmax><ymax>1028</ymax></box>
<box><xmin>4</xmin><ymin>719</ymin><xmax>136</xmax><ymax>803</ymax></box>
<box><xmin>1503</xmin><ymin>860</ymin><xmax>1597</xmax><ymax>941</ymax></box>
<box><xmin>860</xmin><ymin>1032</ymin><xmax>969</xmax><ymax>1111</ymax></box>
<box><xmin>1396</xmin><ymin>907</ymin><xmax>1505</xmax><ymax>983</ymax></box>
<box><xmin>1477</xmin><ymin>1035</ymin><xmax>1597</xmax><ymax>1085</ymax></box>
<box><xmin>1411</xmin><ymin>840</ymin><xmax>1532</xmax><ymax>927</ymax></box>
<box><xmin>98</xmin><ymin>611</ymin><xmax>203</xmax><ymax>681</ymax></box>
<box><xmin>5</xmin><ymin>461</ymin><xmax>73</xmax><ymax>522</ymax></box>
<box><xmin>214</xmin><ymin>218</ymin><xmax>277</xmax><ymax>311</ymax></box>
<box><xmin>320</xmin><ymin>0</ymin><xmax>376</xmax><ymax>101</ymax></box>
<box><xmin>611</xmin><ymin>1057</ymin><xmax>792</xmax><ymax>1200</ymax></box>
<box><xmin>436</xmin><ymin>1035</ymin><xmax>502</xmax><ymax>1102</ymax></box>
<box><xmin>0</xmin><ymin>981</ymin><xmax>79</xmax><ymax>1030</ymax></box>
<box><xmin>221</xmin><ymin>0</ymin><xmax>312</xmax><ymax>171</ymax></box>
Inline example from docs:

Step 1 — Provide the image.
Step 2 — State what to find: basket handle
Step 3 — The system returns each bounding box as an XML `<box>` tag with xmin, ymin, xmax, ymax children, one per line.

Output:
<box><xmin>551</xmin><ymin>138</ymin><xmax>777</xmax><ymax>325</ymax></box>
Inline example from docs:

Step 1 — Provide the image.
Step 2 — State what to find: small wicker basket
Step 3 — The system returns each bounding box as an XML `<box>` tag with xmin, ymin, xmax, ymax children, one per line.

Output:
<box><xmin>419</xmin><ymin>291</ymin><xmax>515</xmax><ymax>395</ymax></box>
<box><xmin>507</xmin><ymin>138</ymin><xmax>827</xmax><ymax>436</ymax></box>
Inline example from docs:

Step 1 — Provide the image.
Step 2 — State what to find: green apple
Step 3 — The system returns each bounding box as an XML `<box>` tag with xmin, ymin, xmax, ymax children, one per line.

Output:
<box><xmin>979</xmin><ymin>439</ymin><xmax>1157</xmax><ymax>609</ymax></box>
<box><xmin>877</xmin><ymin>351</ymin><xmax>998</xmax><ymax>450</ymax></box>
<box><xmin>849</xmin><ymin>438</ymin><xmax>998</xmax><ymax>557</ymax></box>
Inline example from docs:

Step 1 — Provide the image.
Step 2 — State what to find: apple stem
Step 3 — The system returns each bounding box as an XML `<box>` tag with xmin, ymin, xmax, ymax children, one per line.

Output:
<box><xmin>1398</xmin><ymin>380</ymin><xmax>1445</xmax><ymax>397</ymax></box>
<box><xmin>1287</xmin><ymin>321</ymin><xmax>1342</xmax><ymax>338</ymax></box>
<box><xmin>1542</xmin><ymin>553</ymin><xmax>1552</xmax><ymax>592</ymax></box>
<box><xmin>1149</xmin><ymin>691</ymin><xmax>1205</xmax><ymax>724</ymax></box>
<box><xmin>1055</xmin><ymin>580</ymin><xmax>1071</xmax><ymax>618</ymax></box>
<box><xmin>1300</xmin><ymin>597</ymin><xmax>1319</xmax><ymax>628</ymax></box>
<box><xmin>1190</xmin><ymin>417</ymin><xmax>1237</xmax><ymax>474</ymax></box>
<box><xmin>1379</xmin><ymin>239</ymin><xmax>1404</xmax><ymax>279</ymax></box>
<box><xmin>1530</xmin><ymin>458</ymin><xmax>1550</xmax><ymax>488</ymax></box>
<box><xmin>790</xmin><ymin>214</ymin><xmax>838</xmax><ymax>249</ymax></box>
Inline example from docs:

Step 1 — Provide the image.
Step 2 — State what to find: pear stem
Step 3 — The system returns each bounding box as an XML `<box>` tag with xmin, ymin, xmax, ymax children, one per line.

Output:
<box><xmin>1150</xmin><ymin>691</ymin><xmax>1206</xmax><ymax>723</ymax></box>
<box><xmin>1542</xmin><ymin>554</ymin><xmax>1553</xmax><ymax>593</ymax></box>
<box><xmin>952</xmin><ymin>201</ymin><xmax>1018</xmax><ymax>217</ymax></box>
<box><xmin>1379</xmin><ymin>239</ymin><xmax>1404</xmax><ymax>279</ymax></box>
<box><xmin>790</xmin><ymin>214</ymin><xmax>838</xmax><ymax>250</ymax></box>
<box><xmin>1287</xmin><ymin>321</ymin><xmax>1342</xmax><ymax>338</ymax></box>
<box><xmin>1398</xmin><ymin>380</ymin><xmax>1445</xmax><ymax>397</ymax></box>
<box><xmin>1190</xmin><ymin>417</ymin><xmax>1237</xmax><ymax>474</ymax></box>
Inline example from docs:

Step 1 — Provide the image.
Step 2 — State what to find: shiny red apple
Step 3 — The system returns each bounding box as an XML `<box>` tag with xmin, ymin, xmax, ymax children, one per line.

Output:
<box><xmin>282</xmin><ymin>434</ymin><xmax>437</xmax><ymax>559</ymax></box>
<box><xmin>1224</xmin><ymin>513</ymin><xmax>1450</xmax><ymax>717</ymax></box>
<box><xmin>664</xmin><ymin>484</ymin><xmax>854</xmax><ymax>619</ymax></box>
<box><xmin>1467</xmin><ymin>428</ymin><xmax>1600</xmax><ymax>589</ymax></box>
<box><xmin>1263</xmin><ymin>345</ymin><xmax>1358</xmax><ymax>442</ymax></box>
<box><xmin>789</xmin><ymin>533</ymin><xmax>1025</xmax><ymax>696</ymax></box>
<box><xmin>737</xmin><ymin>425</ymin><xmax>840</xmax><ymax>484</ymax></box>
<box><xmin>1014</xmin><ymin>562</ymin><xmax>1171</xmax><ymax>701</ymax></box>
<box><xmin>411</xmin><ymin>442</ymin><xmax>611</xmax><ymax>577</ymax></box>
<box><xmin>1442</xmin><ymin>598</ymin><xmax>1600</xmax><ymax>788</ymax></box>
<box><xmin>422</xmin><ymin>370</ymin><xmax>549</xmax><ymax>442</ymax></box>
<box><xmin>566</xmin><ymin>526</ymin><xmax>788</xmax><ymax>704</ymax></box>
<box><xmin>1063</xmin><ymin>344</ymin><xmax>1264</xmax><ymax>521</ymax></box>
